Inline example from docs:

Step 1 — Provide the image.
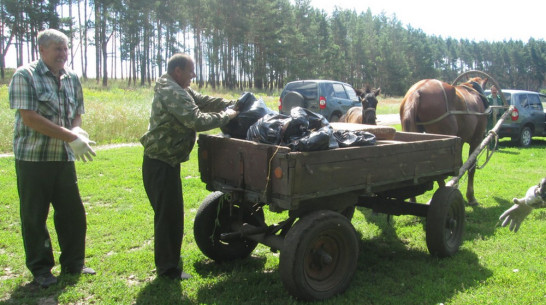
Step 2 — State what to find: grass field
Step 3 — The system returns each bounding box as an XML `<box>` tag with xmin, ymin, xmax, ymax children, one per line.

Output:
<box><xmin>0</xmin><ymin>82</ymin><xmax>280</xmax><ymax>153</ymax></box>
<box><xmin>1</xmin><ymin>82</ymin><xmax>545</xmax><ymax>304</ymax></box>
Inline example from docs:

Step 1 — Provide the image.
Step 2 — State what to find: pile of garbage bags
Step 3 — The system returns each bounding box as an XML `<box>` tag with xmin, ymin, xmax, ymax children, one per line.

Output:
<box><xmin>220</xmin><ymin>92</ymin><xmax>376</xmax><ymax>152</ymax></box>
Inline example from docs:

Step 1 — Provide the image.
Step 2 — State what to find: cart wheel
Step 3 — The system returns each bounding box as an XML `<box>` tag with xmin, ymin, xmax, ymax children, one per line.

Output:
<box><xmin>340</xmin><ymin>206</ymin><xmax>355</xmax><ymax>220</ymax></box>
<box><xmin>426</xmin><ymin>186</ymin><xmax>465</xmax><ymax>258</ymax></box>
<box><xmin>279</xmin><ymin>210</ymin><xmax>359</xmax><ymax>301</ymax></box>
<box><xmin>194</xmin><ymin>191</ymin><xmax>264</xmax><ymax>262</ymax></box>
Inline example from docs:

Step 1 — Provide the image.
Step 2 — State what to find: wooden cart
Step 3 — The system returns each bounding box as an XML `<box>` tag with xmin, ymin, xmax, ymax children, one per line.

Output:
<box><xmin>194</xmin><ymin>131</ymin><xmax>464</xmax><ymax>301</ymax></box>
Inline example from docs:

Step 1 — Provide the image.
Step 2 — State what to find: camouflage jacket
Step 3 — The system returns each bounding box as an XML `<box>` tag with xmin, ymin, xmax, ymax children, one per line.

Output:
<box><xmin>140</xmin><ymin>73</ymin><xmax>235</xmax><ymax>166</ymax></box>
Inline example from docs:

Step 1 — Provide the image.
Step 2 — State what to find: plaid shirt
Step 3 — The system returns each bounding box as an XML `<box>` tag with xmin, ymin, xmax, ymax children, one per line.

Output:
<box><xmin>9</xmin><ymin>59</ymin><xmax>84</xmax><ymax>161</ymax></box>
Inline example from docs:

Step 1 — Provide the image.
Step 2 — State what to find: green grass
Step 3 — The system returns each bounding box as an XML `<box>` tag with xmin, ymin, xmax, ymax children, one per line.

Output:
<box><xmin>1</xmin><ymin>139</ymin><xmax>545</xmax><ymax>304</ymax></box>
<box><xmin>0</xmin><ymin>81</ymin><xmax>281</xmax><ymax>153</ymax></box>
<box><xmin>1</xmin><ymin>84</ymin><xmax>545</xmax><ymax>304</ymax></box>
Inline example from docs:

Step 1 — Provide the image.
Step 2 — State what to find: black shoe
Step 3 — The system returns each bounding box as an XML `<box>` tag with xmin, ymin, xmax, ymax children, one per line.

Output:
<box><xmin>81</xmin><ymin>266</ymin><xmax>96</xmax><ymax>275</ymax></box>
<box><xmin>34</xmin><ymin>273</ymin><xmax>57</xmax><ymax>288</ymax></box>
<box><xmin>62</xmin><ymin>266</ymin><xmax>96</xmax><ymax>275</ymax></box>
<box><xmin>179</xmin><ymin>272</ymin><xmax>192</xmax><ymax>280</ymax></box>
<box><xmin>159</xmin><ymin>269</ymin><xmax>192</xmax><ymax>281</ymax></box>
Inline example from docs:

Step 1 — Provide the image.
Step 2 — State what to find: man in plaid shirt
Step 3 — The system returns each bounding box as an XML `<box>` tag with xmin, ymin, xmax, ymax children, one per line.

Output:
<box><xmin>9</xmin><ymin>29</ymin><xmax>96</xmax><ymax>288</ymax></box>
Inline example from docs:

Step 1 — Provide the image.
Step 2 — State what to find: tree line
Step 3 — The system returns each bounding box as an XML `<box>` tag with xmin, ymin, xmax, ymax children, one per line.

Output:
<box><xmin>1</xmin><ymin>0</ymin><xmax>545</xmax><ymax>95</ymax></box>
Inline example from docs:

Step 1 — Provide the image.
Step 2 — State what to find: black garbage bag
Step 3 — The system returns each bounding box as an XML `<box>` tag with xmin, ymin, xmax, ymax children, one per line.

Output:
<box><xmin>288</xmin><ymin>125</ymin><xmax>335</xmax><ymax>152</ymax></box>
<box><xmin>283</xmin><ymin>107</ymin><xmax>330</xmax><ymax>141</ymax></box>
<box><xmin>247</xmin><ymin>106</ymin><xmax>341</xmax><ymax>151</ymax></box>
<box><xmin>221</xmin><ymin>92</ymin><xmax>276</xmax><ymax>139</ymax></box>
<box><xmin>283</xmin><ymin>107</ymin><xmax>335</xmax><ymax>151</ymax></box>
<box><xmin>246</xmin><ymin>113</ymin><xmax>291</xmax><ymax>145</ymax></box>
<box><xmin>333</xmin><ymin>130</ymin><xmax>376</xmax><ymax>147</ymax></box>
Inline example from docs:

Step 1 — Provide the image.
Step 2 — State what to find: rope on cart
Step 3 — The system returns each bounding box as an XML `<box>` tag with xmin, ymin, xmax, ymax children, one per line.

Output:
<box><xmin>477</xmin><ymin>130</ymin><xmax>499</xmax><ymax>169</ymax></box>
<box><xmin>263</xmin><ymin>144</ymin><xmax>283</xmax><ymax>199</ymax></box>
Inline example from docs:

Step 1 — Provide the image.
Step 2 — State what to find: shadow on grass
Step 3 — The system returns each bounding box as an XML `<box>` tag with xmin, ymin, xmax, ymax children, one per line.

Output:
<box><xmin>464</xmin><ymin>196</ymin><xmax>515</xmax><ymax>240</ymax></box>
<box><xmin>134</xmin><ymin>277</ymin><xmax>182</xmax><ymax>305</ymax></box>
<box><xmin>182</xmin><ymin>209</ymin><xmax>493</xmax><ymax>305</ymax></box>
<box><xmin>193</xmin><ymin>256</ymin><xmax>282</xmax><ymax>304</ymax></box>
<box><xmin>497</xmin><ymin>137</ymin><xmax>546</xmax><ymax>149</ymax></box>
<box><xmin>4</xmin><ymin>274</ymin><xmax>80</xmax><ymax>304</ymax></box>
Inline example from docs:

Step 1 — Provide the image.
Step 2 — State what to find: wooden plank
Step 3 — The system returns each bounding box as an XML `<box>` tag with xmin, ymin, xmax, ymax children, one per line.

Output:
<box><xmin>330</xmin><ymin>122</ymin><xmax>396</xmax><ymax>140</ymax></box>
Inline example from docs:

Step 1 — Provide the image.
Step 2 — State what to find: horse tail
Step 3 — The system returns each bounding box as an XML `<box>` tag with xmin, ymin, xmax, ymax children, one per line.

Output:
<box><xmin>400</xmin><ymin>88</ymin><xmax>422</xmax><ymax>132</ymax></box>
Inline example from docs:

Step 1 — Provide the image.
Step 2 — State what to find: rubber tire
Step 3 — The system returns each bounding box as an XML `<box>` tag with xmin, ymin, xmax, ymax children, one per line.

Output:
<box><xmin>329</xmin><ymin>113</ymin><xmax>341</xmax><ymax>123</ymax></box>
<box><xmin>279</xmin><ymin>210</ymin><xmax>359</xmax><ymax>301</ymax></box>
<box><xmin>517</xmin><ymin>126</ymin><xmax>532</xmax><ymax>147</ymax></box>
<box><xmin>426</xmin><ymin>187</ymin><xmax>465</xmax><ymax>258</ymax></box>
<box><xmin>193</xmin><ymin>191</ymin><xmax>264</xmax><ymax>262</ymax></box>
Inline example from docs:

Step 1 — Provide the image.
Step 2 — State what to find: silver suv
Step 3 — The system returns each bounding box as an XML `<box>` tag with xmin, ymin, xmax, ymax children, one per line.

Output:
<box><xmin>487</xmin><ymin>89</ymin><xmax>546</xmax><ymax>146</ymax></box>
<box><xmin>278</xmin><ymin>80</ymin><xmax>361</xmax><ymax>122</ymax></box>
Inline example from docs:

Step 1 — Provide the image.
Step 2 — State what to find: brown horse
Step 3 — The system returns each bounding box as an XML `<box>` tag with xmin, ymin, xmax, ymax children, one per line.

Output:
<box><xmin>399</xmin><ymin>77</ymin><xmax>489</xmax><ymax>206</ymax></box>
<box><xmin>340</xmin><ymin>88</ymin><xmax>381</xmax><ymax>125</ymax></box>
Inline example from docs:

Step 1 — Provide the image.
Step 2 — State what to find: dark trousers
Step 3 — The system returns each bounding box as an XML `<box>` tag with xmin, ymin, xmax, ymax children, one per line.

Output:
<box><xmin>15</xmin><ymin>160</ymin><xmax>86</xmax><ymax>277</ymax></box>
<box><xmin>142</xmin><ymin>155</ymin><xmax>184</xmax><ymax>276</ymax></box>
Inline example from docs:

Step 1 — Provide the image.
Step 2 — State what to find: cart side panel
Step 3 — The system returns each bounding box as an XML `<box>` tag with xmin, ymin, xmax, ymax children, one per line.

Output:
<box><xmin>199</xmin><ymin>133</ymin><xmax>462</xmax><ymax>211</ymax></box>
<box><xmin>198</xmin><ymin>135</ymin><xmax>292</xmax><ymax>198</ymax></box>
<box><xmin>288</xmin><ymin>135</ymin><xmax>462</xmax><ymax>198</ymax></box>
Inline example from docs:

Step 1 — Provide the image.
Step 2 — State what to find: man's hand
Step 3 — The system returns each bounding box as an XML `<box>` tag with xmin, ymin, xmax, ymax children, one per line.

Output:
<box><xmin>499</xmin><ymin>204</ymin><xmax>533</xmax><ymax>233</ymax></box>
<box><xmin>68</xmin><ymin>127</ymin><xmax>96</xmax><ymax>162</ymax></box>
<box><xmin>225</xmin><ymin>109</ymin><xmax>239</xmax><ymax>120</ymax></box>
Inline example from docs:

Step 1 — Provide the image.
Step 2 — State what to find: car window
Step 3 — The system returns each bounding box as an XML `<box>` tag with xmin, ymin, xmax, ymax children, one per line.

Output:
<box><xmin>284</xmin><ymin>82</ymin><xmax>317</xmax><ymax>99</ymax></box>
<box><xmin>540</xmin><ymin>94</ymin><xmax>546</xmax><ymax>110</ymax></box>
<box><xmin>344</xmin><ymin>85</ymin><xmax>360</xmax><ymax>102</ymax></box>
<box><xmin>528</xmin><ymin>94</ymin><xmax>541</xmax><ymax>110</ymax></box>
<box><xmin>322</xmin><ymin>83</ymin><xmax>335</xmax><ymax>98</ymax></box>
<box><xmin>503</xmin><ymin>92</ymin><xmax>512</xmax><ymax>105</ymax></box>
<box><xmin>519</xmin><ymin>94</ymin><xmax>529</xmax><ymax>108</ymax></box>
<box><xmin>332</xmin><ymin>83</ymin><xmax>348</xmax><ymax>99</ymax></box>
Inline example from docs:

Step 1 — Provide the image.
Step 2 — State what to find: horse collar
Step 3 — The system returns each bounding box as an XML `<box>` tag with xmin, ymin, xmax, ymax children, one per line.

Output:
<box><xmin>467</xmin><ymin>81</ymin><xmax>488</xmax><ymax>109</ymax></box>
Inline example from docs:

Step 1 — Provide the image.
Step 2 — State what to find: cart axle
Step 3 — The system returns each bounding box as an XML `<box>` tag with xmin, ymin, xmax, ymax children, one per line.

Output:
<box><xmin>358</xmin><ymin>196</ymin><xmax>429</xmax><ymax>217</ymax></box>
<box><xmin>220</xmin><ymin>223</ymin><xmax>285</xmax><ymax>251</ymax></box>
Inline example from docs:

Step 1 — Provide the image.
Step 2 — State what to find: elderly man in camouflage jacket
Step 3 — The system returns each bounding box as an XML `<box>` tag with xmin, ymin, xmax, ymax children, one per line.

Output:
<box><xmin>140</xmin><ymin>53</ymin><xmax>238</xmax><ymax>280</ymax></box>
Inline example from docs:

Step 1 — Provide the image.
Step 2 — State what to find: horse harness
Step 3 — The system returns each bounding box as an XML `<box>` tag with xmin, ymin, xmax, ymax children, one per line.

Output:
<box><xmin>416</xmin><ymin>80</ymin><xmax>491</xmax><ymax>126</ymax></box>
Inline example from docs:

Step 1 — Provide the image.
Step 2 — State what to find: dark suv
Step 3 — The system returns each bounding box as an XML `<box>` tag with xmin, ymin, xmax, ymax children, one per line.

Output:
<box><xmin>486</xmin><ymin>89</ymin><xmax>546</xmax><ymax>146</ymax></box>
<box><xmin>278</xmin><ymin>80</ymin><xmax>361</xmax><ymax>122</ymax></box>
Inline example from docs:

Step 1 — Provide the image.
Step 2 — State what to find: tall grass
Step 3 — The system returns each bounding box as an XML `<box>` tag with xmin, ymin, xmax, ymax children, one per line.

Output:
<box><xmin>0</xmin><ymin>81</ymin><xmax>282</xmax><ymax>153</ymax></box>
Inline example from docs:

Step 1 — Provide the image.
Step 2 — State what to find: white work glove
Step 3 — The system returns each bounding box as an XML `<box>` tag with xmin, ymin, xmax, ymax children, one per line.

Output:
<box><xmin>499</xmin><ymin>204</ymin><xmax>533</xmax><ymax>233</ymax></box>
<box><xmin>71</xmin><ymin>126</ymin><xmax>90</xmax><ymax>139</ymax></box>
<box><xmin>68</xmin><ymin>127</ymin><xmax>96</xmax><ymax>162</ymax></box>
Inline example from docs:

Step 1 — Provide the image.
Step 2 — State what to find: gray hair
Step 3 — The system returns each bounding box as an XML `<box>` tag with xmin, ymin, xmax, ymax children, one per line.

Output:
<box><xmin>167</xmin><ymin>53</ymin><xmax>192</xmax><ymax>75</ymax></box>
<box><xmin>37</xmin><ymin>29</ymin><xmax>69</xmax><ymax>47</ymax></box>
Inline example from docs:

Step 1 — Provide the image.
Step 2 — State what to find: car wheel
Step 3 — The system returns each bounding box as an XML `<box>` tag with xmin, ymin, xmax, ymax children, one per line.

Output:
<box><xmin>518</xmin><ymin>126</ymin><xmax>532</xmax><ymax>147</ymax></box>
<box><xmin>329</xmin><ymin>113</ymin><xmax>341</xmax><ymax>122</ymax></box>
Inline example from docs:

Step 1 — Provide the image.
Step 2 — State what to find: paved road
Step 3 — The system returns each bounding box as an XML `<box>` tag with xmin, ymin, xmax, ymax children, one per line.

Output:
<box><xmin>377</xmin><ymin>114</ymin><xmax>400</xmax><ymax>125</ymax></box>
